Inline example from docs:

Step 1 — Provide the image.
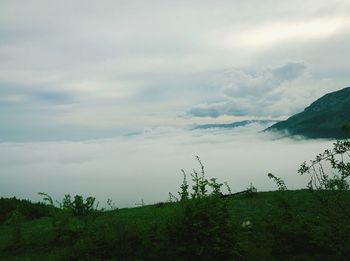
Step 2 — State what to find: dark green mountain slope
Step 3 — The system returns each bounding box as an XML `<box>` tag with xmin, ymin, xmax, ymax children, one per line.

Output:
<box><xmin>266</xmin><ymin>86</ymin><xmax>350</xmax><ymax>139</ymax></box>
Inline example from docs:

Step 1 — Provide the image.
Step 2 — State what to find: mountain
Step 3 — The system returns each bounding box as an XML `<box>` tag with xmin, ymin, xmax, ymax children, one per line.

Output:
<box><xmin>266</xmin><ymin>87</ymin><xmax>350</xmax><ymax>139</ymax></box>
<box><xmin>193</xmin><ymin>120</ymin><xmax>277</xmax><ymax>130</ymax></box>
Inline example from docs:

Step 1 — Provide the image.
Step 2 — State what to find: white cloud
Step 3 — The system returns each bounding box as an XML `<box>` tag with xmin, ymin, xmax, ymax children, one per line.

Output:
<box><xmin>0</xmin><ymin>127</ymin><xmax>333</xmax><ymax>207</ymax></box>
<box><xmin>237</xmin><ymin>17</ymin><xmax>348</xmax><ymax>48</ymax></box>
<box><xmin>187</xmin><ymin>61</ymin><xmax>345</xmax><ymax>118</ymax></box>
<box><xmin>189</xmin><ymin>62</ymin><xmax>308</xmax><ymax>117</ymax></box>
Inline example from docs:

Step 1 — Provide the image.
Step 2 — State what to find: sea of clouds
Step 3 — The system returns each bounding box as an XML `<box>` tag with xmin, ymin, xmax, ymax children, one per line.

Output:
<box><xmin>0</xmin><ymin>124</ymin><xmax>333</xmax><ymax>208</ymax></box>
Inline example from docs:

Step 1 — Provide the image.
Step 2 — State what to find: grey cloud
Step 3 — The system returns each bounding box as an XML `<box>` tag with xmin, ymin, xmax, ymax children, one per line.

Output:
<box><xmin>188</xmin><ymin>104</ymin><xmax>222</xmax><ymax>118</ymax></box>
<box><xmin>272</xmin><ymin>62</ymin><xmax>306</xmax><ymax>81</ymax></box>
<box><xmin>0</xmin><ymin>82</ymin><xmax>74</xmax><ymax>105</ymax></box>
<box><xmin>34</xmin><ymin>91</ymin><xmax>74</xmax><ymax>104</ymax></box>
<box><xmin>222</xmin><ymin>62</ymin><xmax>306</xmax><ymax>97</ymax></box>
<box><xmin>189</xmin><ymin>99</ymin><xmax>258</xmax><ymax>117</ymax></box>
<box><xmin>189</xmin><ymin>62</ymin><xmax>307</xmax><ymax>118</ymax></box>
<box><xmin>0</xmin><ymin>28</ymin><xmax>47</xmax><ymax>44</ymax></box>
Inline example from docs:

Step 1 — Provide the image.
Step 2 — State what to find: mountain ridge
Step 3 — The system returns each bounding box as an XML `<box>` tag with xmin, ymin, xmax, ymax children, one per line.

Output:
<box><xmin>193</xmin><ymin>120</ymin><xmax>277</xmax><ymax>130</ymax></box>
<box><xmin>266</xmin><ymin>86</ymin><xmax>350</xmax><ymax>139</ymax></box>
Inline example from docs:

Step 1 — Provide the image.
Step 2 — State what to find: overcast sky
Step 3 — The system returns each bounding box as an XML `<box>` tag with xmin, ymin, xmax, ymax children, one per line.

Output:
<box><xmin>1</xmin><ymin>0</ymin><xmax>350</xmax><ymax>141</ymax></box>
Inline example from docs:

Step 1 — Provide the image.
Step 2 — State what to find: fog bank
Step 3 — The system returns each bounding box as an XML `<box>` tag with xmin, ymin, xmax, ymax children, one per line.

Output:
<box><xmin>0</xmin><ymin>125</ymin><xmax>333</xmax><ymax>207</ymax></box>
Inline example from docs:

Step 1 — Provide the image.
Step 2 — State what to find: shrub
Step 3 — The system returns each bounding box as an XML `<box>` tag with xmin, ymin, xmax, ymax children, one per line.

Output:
<box><xmin>177</xmin><ymin>156</ymin><xmax>227</xmax><ymax>200</ymax></box>
<box><xmin>296</xmin><ymin>138</ymin><xmax>350</xmax><ymax>259</ymax></box>
<box><xmin>58</xmin><ymin>217</ymin><xmax>144</xmax><ymax>260</ymax></box>
<box><xmin>38</xmin><ymin>192</ymin><xmax>99</xmax><ymax>246</ymax></box>
<box><xmin>0</xmin><ymin>197</ymin><xmax>50</xmax><ymax>224</ymax></box>
<box><xmin>166</xmin><ymin>196</ymin><xmax>238</xmax><ymax>260</ymax></box>
<box><xmin>298</xmin><ymin>139</ymin><xmax>350</xmax><ymax>191</ymax></box>
<box><xmin>166</xmin><ymin>156</ymin><xmax>240</xmax><ymax>260</ymax></box>
<box><xmin>39</xmin><ymin>192</ymin><xmax>97</xmax><ymax>217</ymax></box>
<box><xmin>298</xmin><ymin>139</ymin><xmax>350</xmax><ymax>219</ymax></box>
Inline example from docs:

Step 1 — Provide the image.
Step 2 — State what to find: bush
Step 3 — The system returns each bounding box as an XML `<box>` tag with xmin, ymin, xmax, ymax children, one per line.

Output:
<box><xmin>295</xmin><ymin>138</ymin><xmax>350</xmax><ymax>259</ymax></box>
<box><xmin>0</xmin><ymin>197</ymin><xmax>50</xmax><ymax>224</ymax></box>
<box><xmin>61</xmin><ymin>194</ymin><xmax>97</xmax><ymax>216</ymax></box>
<box><xmin>298</xmin><ymin>139</ymin><xmax>350</xmax><ymax>191</ymax></box>
<box><xmin>166</xmin><ymin>196</ymin><xmax>239</xmax><ymax>260</ymax></box>
<box><xmin>165</xmin><ymin>156</ymin><xmax>240</xmax><ymax>260</ymax></box>
<box><xmin>62</xmin><ymin>218</ymin><xmax>143</xmax><ymax>261</ymax></box>
<box><xmin>298</xmin><ymin>139</ymin><xmax>350</xmax><ymax>219</ymax></box>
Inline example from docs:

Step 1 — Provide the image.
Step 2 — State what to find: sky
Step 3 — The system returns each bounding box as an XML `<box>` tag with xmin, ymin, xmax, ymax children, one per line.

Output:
<box><xmin>1</xmin><ymin>1</ymin><xmax>349</xmax><ymax>205</ymax></box>
<box><xmin>1</xmin><ymin>0</ymin><xmax>350</xmax><ymax>141</ymax></box>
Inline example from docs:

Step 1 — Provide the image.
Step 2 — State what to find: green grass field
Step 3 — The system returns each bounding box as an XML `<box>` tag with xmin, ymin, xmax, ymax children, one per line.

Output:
<box><xmin>1</xmin><ymin>189</ymin><xmax>349</xmax><ymax>260</ymax></box>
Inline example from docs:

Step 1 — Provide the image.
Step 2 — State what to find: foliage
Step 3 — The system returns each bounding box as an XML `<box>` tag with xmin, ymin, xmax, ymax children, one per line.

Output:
<box><xmin>298</xmin><ymin>139</ymin><xmax>350</xmax><ymax>191</ymax></box>
<box><xmin>268</xmin><ymin>173</ymin><xmax>288</xmax><ymax>191</ymax></box>
<box><xmin>37</xmin><ymin>192</ymin><xmax>99</xmax><ymax>247</ymax></box>
<box><xmin>298</xmin><ymin>138</ymin><xmax>350</xmax><ymax>240</ymax></box>
<box><xmin>38</xmin><ymin>192</ymin><xmax>54</xmax><ymax>206</ymax></box>
<box><xmin>106</xmin><ymin>198</ymin><xmax>118</xmax><ymax>210</ymax></box>
<box><xmin>168</xmin><ymin>156</ymin><xmax>239</xmax><ymax>260</ymax></box>
<box><xmin>5</xmin><ymin>206</ymin><xmax>24</xmax><ymax>249</ymax></box>
<box><xmin>62</xmin><ymin>218</ymin><xmax>143</xmax><ymax>261</ymax></box>
<box><xmin>178</xmin><ymin>169</ymin><xmax>189</xmax><ymax>201</ymax></box>
<box><xmin>0</xmin><ymin>197</ymin><xmax>50</xmax><ymax>225</ymax></box>
<box><xmin>178</xmin><ymin>156</ymin><xmax>226</xmax><ymax>200</ymax></box>
<box><xmin>39</xmin><ymin>192</ymin><xmax>97</xmax><ymax>217</ymax></box>
<box><xmin>296</xmin><ymin>138</ymin><xmax>350</xmax><ymax>258</ymax></box>
<box><xmin>166</xmin><ymin>196</ymin><xmax>239</xmax><ymax>260</ymax></box>
<box><xmin>1</xmin><ymin>190</ymin><xmax>350</xmax><ymax>260</ymax></box>
<box><xmin>2</xmin><ymin>153</ymin><xmax>350</xmax><ymax>260</ymax></box>
<box><xmin>67</xmin><ymin>195</ymin><xmax>96</xmax><ymax>216</ymax></box>
<box><xmin>224</xmin><ymin>181</ymin><xmax>232</xmax><ymax>194</ymax></box>
<box><xmin>44</xmin><ymin>156</ymin><xmax>237</xmax><ymax>260</ymax></box>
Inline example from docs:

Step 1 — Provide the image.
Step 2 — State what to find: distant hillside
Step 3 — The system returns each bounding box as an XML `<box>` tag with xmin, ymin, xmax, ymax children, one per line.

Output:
<box><xmin>266</xmin><ymin>87</ymin><xmax>350</xmax><ymax>139</ymax></box>
<box><xmin>193</xmin><ymin>120</ymin><xmax>277</xmax><ymax>130</ymax></box>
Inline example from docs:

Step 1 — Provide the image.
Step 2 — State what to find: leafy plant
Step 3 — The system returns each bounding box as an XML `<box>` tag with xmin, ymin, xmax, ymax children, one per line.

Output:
<box><xmin>0</xmin><ymin>197</ymin><xmax>49</xmax><ymax>225</ymax></box>
<box><xmin>208</xmin><ymin>178</ymin><xmax>223</xmax><ymax>197</ymax></box>
<box><xmin>37</xmin><ymin>192</ymin><xmax>98</xmax><ymax>246</ymax></box>
<box><xmin>38</xmin><ymin>192</ymin><xmax>54</xmax><ymax>207</ymax></box>
<box><xmin>268</xmin><ymin>173</ymin><xmax>288</xmax><ymax>191</ymax></box>
<box><xmin>166</xmin><ymin>156</ymin><xmax>240</xmax><ymax>259</ymax></box>
<box><xmin>168</xmin><ymin>192</ymin><xmax>179</xmax><ymax>202</ymax></box>
<box><xmin>107</xmin><ymin>198</ymin><xmax>118</xmax><ymax>210</ymax></box>
<box><xmin>298</xmin><ymin>139</ymin><xmax>350</xmax><ymax>191</ymax></box>
<box><xmin>39</xmin><ymin>192</ymin><xmax>97</xmax><ymax>217</ymax></box>
<box><xmin>298</xmin><ymin>139</ymin><xmax>350</xmax><ymax>222</ymax></box>
<box><xmin>178</xmin><ymin>169</ymin><xmax>189</xmax><ymax>201</ymax></box>
<box><xmin>224</xmin><ymin>181</ymin><xmax>232</xmax><ymax>194</ymax></box>
<box><xmin>178</xmin><ymin>156</ymin><xmax>227</xmax><ymax>200</ymax></box>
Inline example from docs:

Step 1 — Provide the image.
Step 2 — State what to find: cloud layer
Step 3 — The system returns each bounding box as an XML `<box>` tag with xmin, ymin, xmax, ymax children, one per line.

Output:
<box><xmin>0</xmin><ymin>1</ymin><xmax>350</xmax><ymax>140</ymax></box>
<box><xmin>188</xmin><ymin>62</ymin><xmax>309</xmax><ymax>118</ymax></box>
<box><xmin>0</xmin><ymin>127</ymin><xmax>333</xmax><ymax>207</ymax></box>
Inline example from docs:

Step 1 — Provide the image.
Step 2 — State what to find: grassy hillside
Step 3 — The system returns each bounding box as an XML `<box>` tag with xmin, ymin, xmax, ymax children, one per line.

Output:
<box><xmin>266</xmin><ymin>87</ymin><xmax>350</xmax><ymax>138</ymax></box>
<box><xmin>1</xmin><ymin>190</ymin><xmax>350</xmax><ymax>260</ymax></box>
